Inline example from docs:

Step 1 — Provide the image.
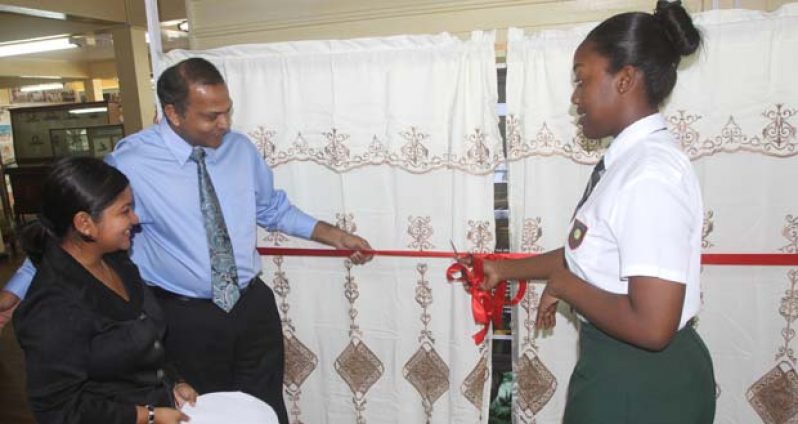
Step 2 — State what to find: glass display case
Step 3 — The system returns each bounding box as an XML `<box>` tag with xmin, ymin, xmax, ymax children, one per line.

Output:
<box><xmin>4</xmin><ymin>102</ymin><xmax>120</xmax><ymax>229</ymax></box>
<box><xmin>9</xmin><ymin>101</ymin><xmax>110</xmax><ymax>164</ymax></box>
<box><xmin>49</xmin><ymin>124</ymin><xmax>124</xmax><ymax>158</ymax></box>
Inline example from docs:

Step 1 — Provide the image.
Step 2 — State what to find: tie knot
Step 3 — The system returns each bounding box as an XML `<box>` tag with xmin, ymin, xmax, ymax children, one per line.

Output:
<box><xmin>594</xmin><ymin>158</ymin><xmax>605</xmax><ymax>174</ymax></box>
<box><xmin>190</xmin><ymin>146</ymin><xmax>206</xmax><ymax>163</ymax></box>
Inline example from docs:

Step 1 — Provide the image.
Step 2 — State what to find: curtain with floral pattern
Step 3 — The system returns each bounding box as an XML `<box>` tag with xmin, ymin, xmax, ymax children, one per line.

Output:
<box><xmin>162</xmin><ymin>31</ymin><xmax>500</xmax><ymax>423</ymax></box>
<box><xmin>505</xmin><ymin>5</ymin><xmax>798</xmax><ymax>423</ymax></box>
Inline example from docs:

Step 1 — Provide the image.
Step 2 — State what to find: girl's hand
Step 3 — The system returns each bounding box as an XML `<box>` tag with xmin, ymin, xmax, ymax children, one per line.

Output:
<box><xmin>455</xmin><ymin>256</ymin><xmax>502</xmax><ymax>291</ymax></box>
<box><xmin>479</xmin><ymin>260</ymin><xmax>502</xmax><ymax>291</ymax></box>
<box><xmin>535</xmin><ymin>284</ymin><xmax>560</xmax><ymax>330</ymax></box>
<box><xmin>173</xmin><ymin>382</ymin><xmax>198</xmax><ymax>408</ymax></box>
<box><xmin>155</xmin><ymin>406</ymin><xmax>190</xmax><ymax>423</ymax></box>
<box><xmin>536</xmin><ymin>268</ymin><xmax>570</xmax><ymax>330</ymax></box>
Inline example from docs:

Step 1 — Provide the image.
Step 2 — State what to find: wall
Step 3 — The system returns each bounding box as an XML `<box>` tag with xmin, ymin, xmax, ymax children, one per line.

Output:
<box><xmin>187</xmin><ymin>0</ymin><xmax>797</xmax><ymax>49</ymax></box>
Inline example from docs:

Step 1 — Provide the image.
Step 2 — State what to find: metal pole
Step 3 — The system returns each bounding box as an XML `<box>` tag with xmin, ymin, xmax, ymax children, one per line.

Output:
<box><xmin>144</xmin><ymin>0</ymin><xmax>163</xmax><ymax>119</ymax></box>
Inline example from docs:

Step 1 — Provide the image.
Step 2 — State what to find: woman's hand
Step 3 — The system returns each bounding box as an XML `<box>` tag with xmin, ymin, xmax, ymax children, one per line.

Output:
<box><xmin>535</xmin><ymin>267</ymin><xmax>570</xmax><ymax>330</ymax></box>
<box><xmin>173</xmin><ymin>382</ymin><xmax>198</xmax><ymax>408</ymax></box>
<box><xmin>155</xmin><ymin>407</ymin><xmax>190</xmax><ymax>423</ymax></box>
<box><xmin>535</xmin><ymin>284</ymin><xmax>560</xmax><ymax>330</ymax></box>
<box><xmin>479</xmin><ymin>260</ymin><xmax>502</xmax><ymax>291</ymax></box>
<box><xmin>455</xmin><ymin>256</ymin><xmax>502</xmax><ymax>291</ymax></box>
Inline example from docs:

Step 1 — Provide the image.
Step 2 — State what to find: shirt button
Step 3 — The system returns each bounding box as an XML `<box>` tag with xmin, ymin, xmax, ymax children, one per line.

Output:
<box><xmin>138</xmin><ymin>312</ymin><xmax>147</xmax><ymax>321</ymax></box>
<box><xmin>153</xmin><ymin>340</ymin><xmax>162</xmax><ymax>351</ymax></box>
<box><xmin>156</xmin><ymin>369</ymin><xmax>165</xmax><ymax>381</ymax></box>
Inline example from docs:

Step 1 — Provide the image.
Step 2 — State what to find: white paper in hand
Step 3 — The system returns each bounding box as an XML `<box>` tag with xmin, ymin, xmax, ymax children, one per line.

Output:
<box><xmin>180</xmin><ymin>391</ymin><xmax>279</xmax><ymax>424</ymax></box>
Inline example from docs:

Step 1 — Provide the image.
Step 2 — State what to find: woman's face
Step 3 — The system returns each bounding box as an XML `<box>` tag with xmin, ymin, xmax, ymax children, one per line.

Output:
<box><xmin>571</xmin><ymin>41</ymin><xmax>623</xmax><ymax>139</ymax></box>
<box><xmin>93</xmin><ymin>187</ymin><xmax>139</xmax><ymax>253</ymax></box>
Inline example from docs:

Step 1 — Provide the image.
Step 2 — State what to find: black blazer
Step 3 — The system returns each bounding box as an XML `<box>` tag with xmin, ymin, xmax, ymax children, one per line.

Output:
<box><xmin>14</xmin><ymin>243</ymin><xmax>175</xmax><ymax>424</ymax></box>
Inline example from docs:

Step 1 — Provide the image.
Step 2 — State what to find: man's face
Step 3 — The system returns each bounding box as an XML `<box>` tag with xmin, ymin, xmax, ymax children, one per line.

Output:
<box><xmin>166</xmin><ymin>83</ymin><xmax>233</xmax><ymax>148</ymax></box>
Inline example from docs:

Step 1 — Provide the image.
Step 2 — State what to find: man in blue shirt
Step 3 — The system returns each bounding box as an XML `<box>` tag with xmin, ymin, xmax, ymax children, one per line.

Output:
<box><xmin>1</xmin><ymin>58</ymin><xmax>372</xmax><ymax>423</ymax></box>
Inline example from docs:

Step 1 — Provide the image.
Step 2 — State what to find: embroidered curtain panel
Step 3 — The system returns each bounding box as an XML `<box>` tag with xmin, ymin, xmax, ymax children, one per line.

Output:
<box><xmin>505</xmin><ymin>5</ymin><xmax>798</xmax><ymax>423</ymax></box>
<box><xmin>162</xmin><ymin>31</ymin><xmax>500</xmax><ymax>423</ymax></box>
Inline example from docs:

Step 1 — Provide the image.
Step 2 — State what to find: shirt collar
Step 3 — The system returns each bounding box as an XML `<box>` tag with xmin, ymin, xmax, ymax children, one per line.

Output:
<box><xmin>42</xmin><ymin>242</ymin><xmax>142</xmax><ymax>313</ymax></box>
<box><xmin>157</xmin><ymin>119</ymin><xmax>223</xmax><ymax>166</ymax></box>
<box><xmin>158</xmin><ymin>119</ymin><xmax>194</xmax><ymax>166</ymax></box>
<box><xmin>603</xmin><ymin>113</ymin><xmax>668</xmax><ymax>169</ymax></box>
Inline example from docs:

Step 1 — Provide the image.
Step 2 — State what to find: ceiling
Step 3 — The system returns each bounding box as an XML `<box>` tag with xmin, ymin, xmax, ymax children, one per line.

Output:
<box><xmin>0</xmin><ymin>1</ymin><xmax>188</xmax><ymax>89</ymax></box>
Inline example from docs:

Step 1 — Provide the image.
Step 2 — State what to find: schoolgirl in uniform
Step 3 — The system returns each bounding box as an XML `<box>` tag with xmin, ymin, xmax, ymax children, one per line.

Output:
<box><xmin>475</xmin><ymin>1</ymin><xmax>716</xmax><ymax>422</ymax></box>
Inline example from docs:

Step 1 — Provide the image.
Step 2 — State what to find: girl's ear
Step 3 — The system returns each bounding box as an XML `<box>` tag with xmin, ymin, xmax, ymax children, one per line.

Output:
<box><xmin>72</xmin><ymin>211</ymin><xmax>97</xmax><ymax>240</ymax></box>
<box><xmin>615</xmin><ymin>65</ymin><xmax>638</xmax><ymax>94</ymax></box>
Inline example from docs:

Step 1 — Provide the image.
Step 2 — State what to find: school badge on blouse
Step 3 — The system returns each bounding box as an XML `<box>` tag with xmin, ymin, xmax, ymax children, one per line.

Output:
<box><xmin>568</xmin><ymin>219</ymin><xmax>588</xmax><ymax>250</ymax></box>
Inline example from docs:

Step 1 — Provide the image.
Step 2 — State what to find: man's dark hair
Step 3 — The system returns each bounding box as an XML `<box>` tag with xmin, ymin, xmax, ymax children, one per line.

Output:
<box><xmin>157</xmin><ymin>57</ymin><xmax>225</xmax><ymax>115</ymax></box>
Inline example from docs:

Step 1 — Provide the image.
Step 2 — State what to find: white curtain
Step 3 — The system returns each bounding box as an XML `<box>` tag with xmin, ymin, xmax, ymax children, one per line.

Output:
<box><xmin>163</xmin><ymin>31</ymin><xmax>500</xmax><ymax>424</ymax></box>
<box><xmin>505</xmin><ymin>5</ymin><xmax>798</xmax><ymax>424</ymax></box>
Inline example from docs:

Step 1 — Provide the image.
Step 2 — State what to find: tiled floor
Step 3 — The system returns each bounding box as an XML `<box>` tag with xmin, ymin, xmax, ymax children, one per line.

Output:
<box><xmin>0</xmin><ymin>253</ymin><xmax>36</xmax><ymax>424</ymax></box>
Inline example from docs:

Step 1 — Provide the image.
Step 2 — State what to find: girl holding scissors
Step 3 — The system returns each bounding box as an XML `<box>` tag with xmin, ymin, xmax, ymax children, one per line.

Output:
<box><xmin>474</xmin><ymin>1</ymin><xmax>715</xmax><ymax>422</ymax></box>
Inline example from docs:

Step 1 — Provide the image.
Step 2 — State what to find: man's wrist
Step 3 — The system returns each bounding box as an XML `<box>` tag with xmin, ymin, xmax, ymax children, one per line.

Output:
<box><xmin>310</xmin><ymin>221</ymin><xmax>347</xmax><ymax>248</ymax></box>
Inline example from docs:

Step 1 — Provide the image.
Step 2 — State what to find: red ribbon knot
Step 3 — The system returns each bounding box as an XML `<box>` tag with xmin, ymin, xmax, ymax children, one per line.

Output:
<box><xmin>446</xmin><ymin>254</ymin><xmax>527</xmax><ymax>345</ymax></box>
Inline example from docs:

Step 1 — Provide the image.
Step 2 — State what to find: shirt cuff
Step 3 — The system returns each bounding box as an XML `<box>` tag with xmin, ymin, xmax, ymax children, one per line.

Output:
<box><xmin>280</xmin><ymin>207</ymin><xmax>318</xmax><ymax>240</ymax></box>
<box><xmin>3</xmin><ymin>258</ymin><xmax>36</xmax><ymax>299</ymax></box>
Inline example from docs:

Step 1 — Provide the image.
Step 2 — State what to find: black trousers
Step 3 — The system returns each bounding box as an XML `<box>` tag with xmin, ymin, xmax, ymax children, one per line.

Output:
<box><xmin>152</xmin><ymin>279</ymin><xmax>288</xmax><ymax>424</ymax></box>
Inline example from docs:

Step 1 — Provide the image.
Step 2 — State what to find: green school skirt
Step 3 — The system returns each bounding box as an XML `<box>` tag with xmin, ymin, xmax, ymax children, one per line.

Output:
<box><xmin>563</xmin><ymin>322</ymin><xmax>716</xmax><ymax>424</ymax></box>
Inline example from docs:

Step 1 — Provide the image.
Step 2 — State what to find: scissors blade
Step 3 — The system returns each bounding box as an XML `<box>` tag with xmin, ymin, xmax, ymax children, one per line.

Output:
<box><xmin>449</xmin><ymin>239</ymin><xmax>459</xmax><ymax>258</ymax></box>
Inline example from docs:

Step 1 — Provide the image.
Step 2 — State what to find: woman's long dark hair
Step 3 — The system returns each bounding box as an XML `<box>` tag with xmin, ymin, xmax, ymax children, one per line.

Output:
<box><xmin>21</xmin><ymin>157</ymin><xmax>129</xmax><ymax>264</ymax></box>
<box><xmin>585</xmin><ymin>0</ymin><xmax>702</xmax><ymax>107</ymax></box>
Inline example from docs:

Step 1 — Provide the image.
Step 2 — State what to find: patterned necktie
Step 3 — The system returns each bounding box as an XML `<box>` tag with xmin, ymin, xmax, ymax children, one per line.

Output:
<box><xmin>190</xmin><ymin>147</ymin><xmax>240</xmax><ymax>312</ymax></box>
<box><xmin>573</xmin><ymin>157</ymin><xmax>605</xmax><ymax>217</ymax></box>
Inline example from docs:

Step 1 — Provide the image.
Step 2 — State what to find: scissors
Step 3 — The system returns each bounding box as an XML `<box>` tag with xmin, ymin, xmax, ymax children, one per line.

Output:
<box><xmin>449</xmin><ymin>240</ymin><xmax>460</xmax><ymax>258</ymax></box>
<box><xmin>450</xmin><ymin>240</ymin><xmax>473</xmax><ymax>265</ymax></box>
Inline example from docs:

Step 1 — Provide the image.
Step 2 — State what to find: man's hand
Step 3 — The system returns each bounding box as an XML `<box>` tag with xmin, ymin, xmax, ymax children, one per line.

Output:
<box><xmin>336</xmin><ymin>232</ymin><xmax>373</xmax><ymax>265</ymax></box>
<box><xmin>0</xmin><ymin>290</ymin><xmax>21</xmax><ymax>335</ymax></box>
<box><xmin>310</xmin><ymin>221</ymin><xmax>373</xmax><ymax>265</ymax></box>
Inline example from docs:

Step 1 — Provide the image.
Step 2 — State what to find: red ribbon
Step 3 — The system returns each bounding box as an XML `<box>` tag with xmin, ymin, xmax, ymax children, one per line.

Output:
<box><xmin>256</xmin><ymin>247</ymin><xmax>798</xmax><ymax>345</ymax></box>
<box><xmin>700</xmin><ymin>254</ymin><xmax>798</xmax><ymax>266</ymax></box>
<box><xmin>445</xmin><ymin>255</ymin><xmax>527</xmax><ymax>344</ymax></box>
<box><xmin>257</xmin><ymin>247</ymin><xmax>798</xmax><ymax>266</ymax></box>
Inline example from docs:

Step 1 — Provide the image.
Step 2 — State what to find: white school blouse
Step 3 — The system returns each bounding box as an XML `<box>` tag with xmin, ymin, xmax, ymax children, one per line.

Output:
<box><xmin>564</xmin><ymin>113</ymin><xmax>703</xmax><ymax>330</ymax></box>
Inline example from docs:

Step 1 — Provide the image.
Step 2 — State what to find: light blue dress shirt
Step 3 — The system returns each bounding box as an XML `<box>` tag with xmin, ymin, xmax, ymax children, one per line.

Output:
<box><xmin>4</xmin><ymin>120</ymin><xmax>317</xmax><ymax>299</ymax></box>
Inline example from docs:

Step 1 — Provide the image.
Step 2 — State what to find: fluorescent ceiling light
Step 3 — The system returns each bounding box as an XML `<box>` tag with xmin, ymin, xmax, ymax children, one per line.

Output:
<box><xmin>161</xmin><ymin>19</ymin><xmax>190</xmax><ymax>32</ymax></box>
<box><xmin>0</xmin><ymin>37</ymin><xmax>77</xmax><ymax>58</ymax></box>
<box><xmin>0</xmin><ymin>5</ymin><xmax>67</xmax><ymax>20</ymax></box>
<box><xmin>20</xmin><ymin>75</ymin><xmax>62</xmax><ymax>79</ymax></box>
<box><xmin>19</xmin><ymin>82</ymin><xmax>64</xmax><ymax>92</ymax></box>
<box><xmin>69</xmin><ymin>107</ymin><xmax>108</xmax><ymax>115</ymax></box>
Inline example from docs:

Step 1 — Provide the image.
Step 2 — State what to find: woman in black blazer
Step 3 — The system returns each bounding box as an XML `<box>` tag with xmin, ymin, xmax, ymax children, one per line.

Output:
<box><xmin>14</xmin><ymin>157</ymin><xmax>197</xmax><ymax>424</ymax></box>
